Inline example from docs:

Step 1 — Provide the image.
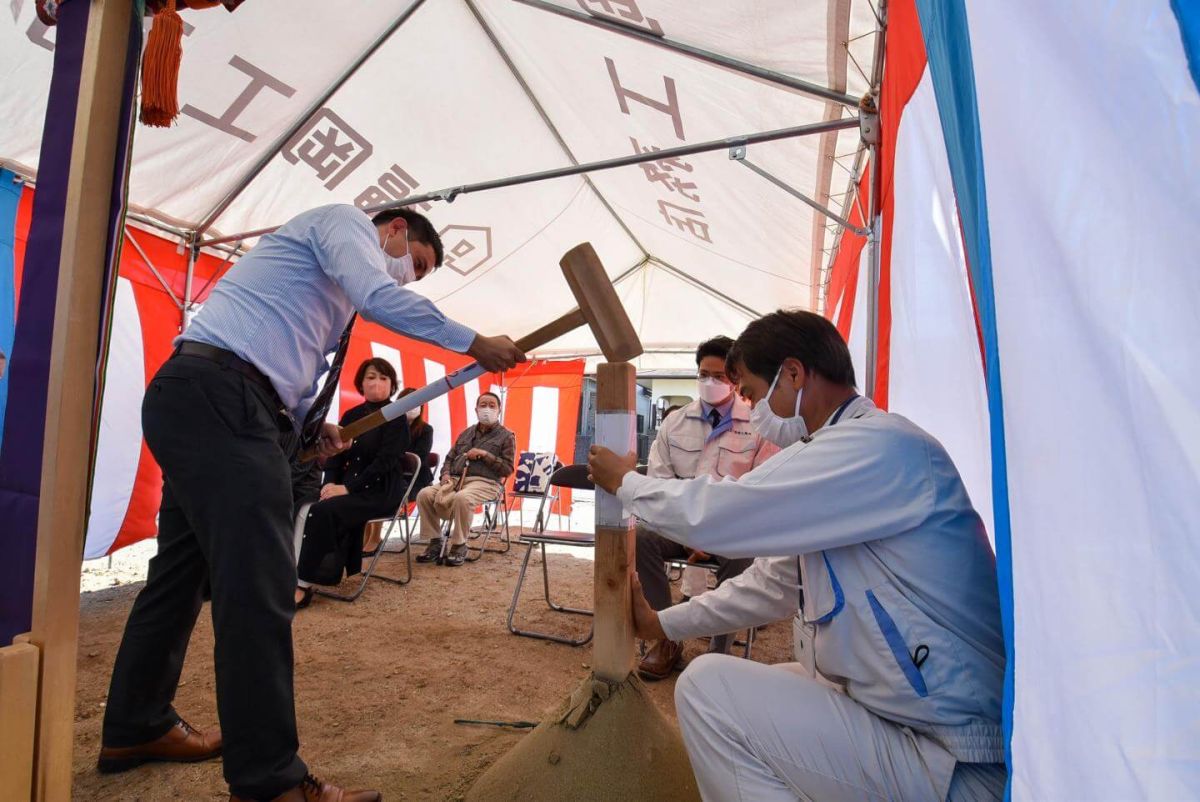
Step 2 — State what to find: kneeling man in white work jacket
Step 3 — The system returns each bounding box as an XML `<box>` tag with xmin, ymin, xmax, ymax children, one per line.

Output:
<box><xmin>589</xmin><ymin>310</ymin><xmax>1007</xmax><ymax>801</ymax></box>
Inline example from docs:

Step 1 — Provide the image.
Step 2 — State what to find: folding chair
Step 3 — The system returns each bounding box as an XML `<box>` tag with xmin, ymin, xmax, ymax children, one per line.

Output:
<box><xmin>464</xmin><ymin>484</ymin><xmax>511</xmax><ymax>561</ymax></box>
<box><xmin>665</xmin><ymin>554</ymin><xmax>756</xmax><ymax>658</ymax></box>
<box><xmin>312</xmin><ymin>452</ymin><xmax>422</xmax><ymax>603</ymax></box>
<box><xmin>507</xmin><ymin>464</ymin><xmax>595</xmax><ymax>646</ymax></box>
<box><xmin>427</xmin><ymin>472</ymin><xmax>510</xmax><ymax>564</ymax></box>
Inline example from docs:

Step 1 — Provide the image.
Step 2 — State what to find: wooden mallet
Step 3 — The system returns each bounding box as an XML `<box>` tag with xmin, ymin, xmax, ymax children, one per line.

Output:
<box><xmin>300</xmin><ymin>242</ymin><xmax>642</xmax><ymax>461</ymax></box>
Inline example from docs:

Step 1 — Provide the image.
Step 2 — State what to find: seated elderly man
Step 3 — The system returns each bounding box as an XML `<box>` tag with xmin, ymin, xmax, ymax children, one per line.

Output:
<box><xmin>415</xmin><ymin>392</ymin><xmax>515</xmax><ymax>566</ymax></box>
<box><xmin>636</xmin><ymin>336</ymin><xmax>778</xmax><ymax>680</ymax></box>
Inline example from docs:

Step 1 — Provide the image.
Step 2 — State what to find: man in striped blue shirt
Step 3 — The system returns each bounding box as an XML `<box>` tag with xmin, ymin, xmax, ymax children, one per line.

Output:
<box><xmin>100</xmin><ymin>205</ymin><xmax>522</xmax><ymax>801</ymax></box>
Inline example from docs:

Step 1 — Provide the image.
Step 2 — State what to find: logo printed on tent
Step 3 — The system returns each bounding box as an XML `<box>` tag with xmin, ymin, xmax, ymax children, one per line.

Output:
<box><xmin>438</xmin><ymin>224</ymin><xmax>493</xmax><ymax>276</ymax></box>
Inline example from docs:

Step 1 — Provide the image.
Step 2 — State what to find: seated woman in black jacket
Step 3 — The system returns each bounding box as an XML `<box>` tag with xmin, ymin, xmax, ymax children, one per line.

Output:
<box><xmin>295</xmin><ymin>357</ymin><xmax>412</xmax><ymax>608</ymax></box>
<box><xmin>359</xmin><ymin>386</ymin><xmax>435</xmax><ymax>555</ymax></box>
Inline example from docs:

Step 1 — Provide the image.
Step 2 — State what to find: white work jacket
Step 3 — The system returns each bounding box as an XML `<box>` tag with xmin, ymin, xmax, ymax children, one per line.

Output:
<box><xmin>619</xmin><ymin>395</ymin><xmax>1005</xmax><ymax>764</ymax></box>
<box><xmin>648</xmin><ymin>396</ymin><xmax>777</xmax><ymax>481</ymax></box>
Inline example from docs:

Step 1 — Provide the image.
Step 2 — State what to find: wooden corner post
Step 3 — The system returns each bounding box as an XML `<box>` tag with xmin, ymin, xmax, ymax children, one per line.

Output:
<box><xmin>592</xmin><ymin>362</ymin><xmax>638</xmax><ymax>683</ymax></box>
<box><xmin>27</xmin><ymin>0</ymin><xmax>136</xmax><ymax>799</ymax></box>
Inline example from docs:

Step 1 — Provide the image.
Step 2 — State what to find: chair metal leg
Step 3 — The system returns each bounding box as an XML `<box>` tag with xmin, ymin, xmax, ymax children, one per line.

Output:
<box><xmin>540</xmin><ymin>543</ymin><xmax>591</xmax><ymax>616</ymax></box>
<box><xmin>315</xmin><ymin>517</ymin><xmax>404</xmax><ymax>602</ymax></box>
<box><xmin>316</xmin><ymin>512</ymin><xmax>419</xmax><ymax>601</ymax></box>
<box><xmin>466</xmin><ymin>498</ymin><xmax>511</xmax><ymax>560</ymax></box>
<box><xmin>507</xmin><ymin>541</ymin><xmax>593</xmax><ymax>646</ymax></box>
<box><xmin>367</xmin><ymin>516</ymin><xmax>413</xmax><ymax>586</ymax></box>
<box><xmin>470</xmin><ymin>501</ymin><xmax>502</xmax><ymax>535</ymax></box>
<box><xmin>742</xmin><ymin>626</ymin><xmax>755</xmax><ymax>658</ymax></box>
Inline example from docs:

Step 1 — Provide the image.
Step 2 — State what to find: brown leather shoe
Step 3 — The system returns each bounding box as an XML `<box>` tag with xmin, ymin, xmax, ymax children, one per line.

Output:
<box><xmin>97</xmin><ymin>717</ymin><xmax>222</xmax><ymax>773</ymax></box>
<box><xmin>230</xmin><ymin>773</ymin><xmax>382</xmax><ymax>802</ymax></box>
<box><xmin>637</xmin><ymin>639</ymin><xmax>684</xmax><ymax>681</ymax></box>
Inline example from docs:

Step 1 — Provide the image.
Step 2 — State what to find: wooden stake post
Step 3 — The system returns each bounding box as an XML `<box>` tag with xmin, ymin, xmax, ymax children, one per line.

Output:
<box><xmin>592</xmin><ymin>362</ymin><xmax>638</xmax><ymax>683</ymax></box>
<box><xmin>0</xmin><ymin>638</ymin><xmax>39</xmax><ymax>800</ymax></box>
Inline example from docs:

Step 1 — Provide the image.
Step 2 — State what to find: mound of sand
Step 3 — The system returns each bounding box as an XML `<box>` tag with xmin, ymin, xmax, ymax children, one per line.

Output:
<box><xmin>466</xmin><ymin>674</ymin><xmax>700</xmax><ymax>801</ymax></box>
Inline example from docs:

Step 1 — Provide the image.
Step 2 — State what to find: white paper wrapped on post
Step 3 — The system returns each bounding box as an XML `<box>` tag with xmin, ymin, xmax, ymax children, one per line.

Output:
<box><xmin>594</xmin><ymin>411</ymin><xmax>636</xmax><ymax>528</ymax></box>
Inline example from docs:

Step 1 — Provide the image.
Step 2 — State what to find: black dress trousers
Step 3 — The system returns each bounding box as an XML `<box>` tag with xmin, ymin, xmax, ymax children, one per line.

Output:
<box><xmin>101</xmin><ymin>354</ymin><xmax>307</xmax><ymax>799</ymax></box>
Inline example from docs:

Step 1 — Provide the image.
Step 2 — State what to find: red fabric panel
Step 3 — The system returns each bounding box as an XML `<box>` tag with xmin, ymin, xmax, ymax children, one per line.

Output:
<box><xmin>6</xmin><ymin>196</ymin><xmax>587</xmax><ymax>555</ymax></box>
<box><xmin>491</xmin><ymin>360</ymin><xmax>584</xmax><ymax>514</ymax></box>
<box><xmin>119</xmin><ymin>224</ymin><xmax>231</xmax><ymax>305</ymax></box>
<box><xmin>825</xmin><ymin>164</ymin><xmax>869</xmax><ymax>320</ymax></box>
<box><xmin>11</xmin><ymin>186</ymin><xmax>33</xmax><ymax>312</ymax></box>
<box><xmin>826</xmin><ymin>163</ymin><xmax>871</xmax><ymax>341</ymax></box>
<box><xmin>874</xmin><ymin>0</ymin><xmax>929</xmax><ymax>410</ymax></box>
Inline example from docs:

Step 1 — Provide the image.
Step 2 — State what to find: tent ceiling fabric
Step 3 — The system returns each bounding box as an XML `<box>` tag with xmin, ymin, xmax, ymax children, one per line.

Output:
<box><xmin>0</xmin><ymin>0</ymin><xmax>878</xmax><ymax>368</ymax></box>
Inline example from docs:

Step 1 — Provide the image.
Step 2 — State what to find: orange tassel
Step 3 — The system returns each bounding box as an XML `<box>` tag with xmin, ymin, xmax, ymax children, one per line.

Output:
<box><xmin>140</xmin><ymin>0</ymin><xmax>184</xmax><ymax>128</ymax></box>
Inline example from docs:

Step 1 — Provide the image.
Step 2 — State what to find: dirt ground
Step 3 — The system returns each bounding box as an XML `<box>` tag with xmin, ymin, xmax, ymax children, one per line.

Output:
<box><xmin>72</xmin><ymin>533</ymin><xmax>793</xmax><ymax>801</ymax></box>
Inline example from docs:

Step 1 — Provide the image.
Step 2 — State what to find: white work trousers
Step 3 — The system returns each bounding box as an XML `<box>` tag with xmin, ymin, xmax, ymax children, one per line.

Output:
<box><xmin>675</xmin><ymin>655</ymin><xmax>1005</xmax><ymax>801</ymax></box>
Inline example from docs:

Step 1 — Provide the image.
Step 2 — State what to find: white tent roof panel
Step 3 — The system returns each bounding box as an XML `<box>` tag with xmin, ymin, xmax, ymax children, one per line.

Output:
<box><xmin>0</xmin><ymin>0</ymin><xmax>879</xmax><ymax>368</ymax></box>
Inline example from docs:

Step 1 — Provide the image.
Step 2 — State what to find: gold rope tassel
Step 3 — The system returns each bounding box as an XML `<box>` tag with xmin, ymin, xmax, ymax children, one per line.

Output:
<box><xmin>139</xmin><ymin>0</ymin><xmax>183</xmax><ymax>128</ymax></box>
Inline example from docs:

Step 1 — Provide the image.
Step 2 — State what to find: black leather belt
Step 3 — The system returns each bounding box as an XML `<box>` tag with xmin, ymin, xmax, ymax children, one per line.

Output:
<box><xmin>174</xmin><ymin>340</ymin><xmax>282</xmax><ymax>408</ymax></box>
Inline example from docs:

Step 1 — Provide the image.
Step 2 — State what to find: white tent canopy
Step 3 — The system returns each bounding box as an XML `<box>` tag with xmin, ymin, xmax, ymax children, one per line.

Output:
<box><xmin>0</xmin><ymin>0</ymin><xmax>879</xmax><ymax>368</ymax></box>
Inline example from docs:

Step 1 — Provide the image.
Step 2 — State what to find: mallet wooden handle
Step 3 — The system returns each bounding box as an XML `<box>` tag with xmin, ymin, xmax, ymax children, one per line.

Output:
<box><xmin>299</xmin><ymin>308</ymin><xmax>587</xmax><ymax>461</ymax></box>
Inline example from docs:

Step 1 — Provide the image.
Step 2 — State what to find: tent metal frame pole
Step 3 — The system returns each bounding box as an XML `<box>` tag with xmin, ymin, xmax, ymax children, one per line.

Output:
<box><xmin>611</xmin><ymin>256</ymin><xmax>649</xmax><ymax>287</ymax></box>
<box><xmin>816</xmin><ymin>143</ymin><xmax>867</xmax><ymax>315</ymax></box>
<box><xmin>190</xmin><ymin>245</ymin><xmax>240</xmax><ymax>304</ymax></box>
<box><xmin>735</xmin><ymin>157</ymin><xmax>869</xmax><ymax>236</ymax></box>
<box><xmin>512</xmin><ymin>0</ymin><xmax>860</xmax><ymax>108</ymax></box>
<box><xmin>650</xmin><ymin>257</ymin><xmax>762</xmax><ymax>318</ymax></box>
<box><xmin>123</xmin><ymin>225</ymin><xmax>184</xmax><ymax>309</ymax></box>
<box><xmin>125</xmin><ymin>211</ymin><xmax>187</xmax><ymax>239</ymax></box>
<box><xmin>863</xmin><ymin>145</ymin><xmax>880</xmax><ymax>399</ymax></box>
<box><xmin>464</xmin><ymin>0</ymin><xmax>649</xmax><ymax>259</ymax></box>
<box><xmin>182</xmin><ymin>237</ymin><xmax>197</xmax><ymax>331</ymax></box>
<box><xmin>14</xmin><ymin>171</ymin><xmax>245</xmax><ymax>258</ymax></box>
<box><xmin>851</xmin><ymin>150</ymin><xmax>869</xmax><ymax>223</ymax></box>
<box><xmin>533</xmin><ymin>348</ymin><xmax>696</xmax><ymax>360</ymax></box>
<box><xmin>200</xmin><ymin>117</ymin><xmax>860</xmax><ymax>248</ymax></box>
<box><xmin>863</xmin><ymin>1</ymin><xmax>887</xmax><ymax>400</ymax></box>
<box><xmin>193</xmin><ymin>0</ymin><xmax>429</xmax><ymax>237</ymax></box>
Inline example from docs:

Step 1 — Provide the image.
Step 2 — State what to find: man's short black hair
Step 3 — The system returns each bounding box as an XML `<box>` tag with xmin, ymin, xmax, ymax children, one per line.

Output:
<box><xmin>372</xmin><ymin>208</ymin><xmax>444</xmax><ymax>267</ymax></box>
<box><xmin>728</xmin><ymin>310</ymin><xmax>856</xmax><ymax>388</ymax></box>
<box><xmin>478</xmin><ymin>391</ymin><xmax>502</xmax><ymax>407</ymax></box>
<box><xmin>695</xmin><ymin>335</ymin><xmax>734</xmax><ymax>366</ymax></box>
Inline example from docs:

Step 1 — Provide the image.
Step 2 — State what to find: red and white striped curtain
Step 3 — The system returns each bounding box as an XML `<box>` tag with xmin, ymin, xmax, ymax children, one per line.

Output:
<box><xmin>0</xmin><ymin>187</ymin><xmax>583</xmax><ymax>558</ymax></box>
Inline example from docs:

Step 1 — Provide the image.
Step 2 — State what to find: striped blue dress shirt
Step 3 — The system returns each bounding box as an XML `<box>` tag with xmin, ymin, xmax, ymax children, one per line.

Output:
<box><xmin>181</xmin><ymin>204</ymin><xmax>476</xmax><ymax>418</ymax></box>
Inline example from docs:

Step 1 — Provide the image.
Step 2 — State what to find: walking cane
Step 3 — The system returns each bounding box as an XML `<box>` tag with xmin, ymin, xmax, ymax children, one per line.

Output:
<box><xmin>437</xmin><ymin>469</ymin><xmax>470</xmax><ymax>565</ymax></box>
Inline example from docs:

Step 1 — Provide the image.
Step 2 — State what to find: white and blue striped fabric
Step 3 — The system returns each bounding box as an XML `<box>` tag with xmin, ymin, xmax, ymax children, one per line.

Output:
<box><xmin>913</xmin><ymin>1</ymin><xmax>1200</xmax><ymax>797</ymax></box>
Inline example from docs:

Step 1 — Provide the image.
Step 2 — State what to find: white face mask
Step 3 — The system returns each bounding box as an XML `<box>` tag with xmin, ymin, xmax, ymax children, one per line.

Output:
<box><xmin>748</xmin><ymin>364</ymin><xmax>808</xmax><ymax>448</ymax></box>
<box><xmin>405</xmin><ymin>407</ymin><xmax>421</xmax><ymax>422</ymax></box>
<box><xmin>697</xmin><ymin>376</ymin><xmax>732</xmax><ymax>406</ymax></box>
<box><xmin>383</xmin><ymin>232</ymin><xmax>416</xmax><ymax>285</ymax></box>
<box><xmin>477</xmin><ymin>407</ymin><xmax>499</xmax><ymax>426</ymax></box>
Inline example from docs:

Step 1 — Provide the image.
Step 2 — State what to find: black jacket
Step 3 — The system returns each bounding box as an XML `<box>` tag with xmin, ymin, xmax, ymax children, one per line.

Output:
<box><xmin>323</xmin><ymin>400</ymin><xmax>412</xmax><ymax>503</ymax></box>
